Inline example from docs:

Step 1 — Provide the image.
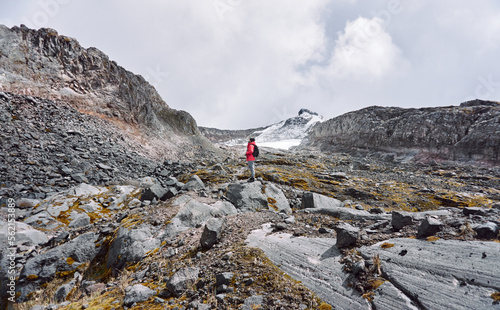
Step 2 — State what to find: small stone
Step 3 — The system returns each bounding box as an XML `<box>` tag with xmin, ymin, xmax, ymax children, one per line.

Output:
<box><xmin>463</xmin><ymin>207</ymin><xmax>487</xmax><ymax>216</ymax></box>
<box><xmin>417</xmin><ymin>216</ymin><xmax>443</xmax><ymax>238</ymax></box>
<box><xmin>200</xmin><ymin>218</ymin><xmax>224</xmax><ymax>250</ymax></box>
<box><xmin>123</xmin><ymin>284</ymin><xmax>156</xmax><ymax>307</ymax></box>
<box><xmin>474</xmin><ymin>222</ymin><xmax>499</xmax><ymax>239</ymax></box>
<box><xmin>392</xmin><ymin>211</ymin><xmax>414</xmax><ymax>231</ymax></box>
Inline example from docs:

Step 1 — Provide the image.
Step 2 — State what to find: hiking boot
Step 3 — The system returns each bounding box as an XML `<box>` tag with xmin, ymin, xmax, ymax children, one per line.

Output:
<box><xmin>248</xmin><ymin>177</ymin><xmax>255</xmax><ymax>182</ymax></box>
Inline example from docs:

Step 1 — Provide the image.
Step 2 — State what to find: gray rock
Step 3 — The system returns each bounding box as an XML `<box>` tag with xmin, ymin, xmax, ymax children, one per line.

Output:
<box><xmin>123</xmin><ymin>284</ymin><xmax>156</xmax><ymax>307</ymax></box>
<box><xmin>300</xmin><ymin>192</ymin><xmax>390</xmax><ymax>221</ymax></box>
<box><xmin>200</xmin><ymin>218</ymin><xmax>224</xmax><ymax>250</ymax></box>
<box><xmin>226</xmin><ymin>181</ymin><xmax>291</xmax><ymax>214</ymax></box>
<box><xmin>391</xmin><ymin>211</ymin><xmax>414</xmax><ymax>231</ymax></box>
<box><xmin>463</xmin><ymin>207</ymin><xmax>488</xmax><ymax>216</ymax></box>
<box><xmin>141</xmin><ymin>184</ymin><xmax>168</xmax><ymax>202</ymax></box>
<box><xmin>215</xmin><ymin>272</ymin><xmax>234</xmax><ymax>287</ymax></box>
<box><xmin>240</xmin><ymin>295</ymin><xmax>264</xmax><ymax>310</ymax></box>
<box><xmin>371</xmin><ymin>281</ymin><xmax>419</xmax><ymax>310</ymax></box>
<box><xmin>360</xmin><ymin>238</ymin><xmax>500</xmax><ymax>310</ymax></box>
<box><xmin>334</xmin><ymin>222</ymin><xmax>360</xmax><ymax>248</ymax></box>
<box><xmin>0</xmin><ymin>222</ymin><xmax>48</xmax><ymax>247</ymax></box>
<box><xmin>54</xmin><ymin>280</ymin><xmax>76</xmax><ymax>303</ymax></box>
<box><xmin>107</xmin><ymin>225</ymin><xmax>161</xmax><ymax>270</ymax></box>
<box><xmin>417</xmin><ymin>216</ymin><xmax>443</xmax><ymax>238</ymax></box>
<box><xmin>166</xmin><ymin>267</ymin><xmax>200</xmax><ymax>297</ymax></box>
<box><xmin>182</xmin><ymin>175</ymin><xmax>205</xmax><ymax>191</ymax></box>
<box><xmin>127</xmin><ymin>198</ymin><xmax>142</xmax><ymax>209</ymax></box>
<box><xmin>15</xmin><ymin>198</ymin><xmax>40</xmax><ymax>209</ymax></box>
<box><xmin>18</xmin><ymin>232</ymin><xmax>98</xmax><ymax>300</ymax></box>
<box><xmin>69</xmin><ymin>183</ymin><xmax>103</xmax><ymax>197</ymax></box>
<box><xmin>301</xmin><ymin>192</ymin><xmax>344</xmax><ymax>210</ymax></box>
<box><xmin>71</xmin><ymin>173</ymin><xmax>88</xmax><ymax>183</ymax></box>
<box><xmin>160</xmin><ymin>196</ymin><xmax>237</xmax><ymax>239</ymax></box>
<box><xmin>68</xmin><ymin>213</ymin><xmax>90</xmax><ymax>228</ymax></box>
<box><xmin>97</xmin><ymin>163</ymin><xmax>113</xmax><ymax>170</ymax></box>
<box><xmin>59</xmin><ymin>166</ymin><xmax>73</xmax><ymax>176</ymax></box>
<box><xmin>474</xmin><ymin>222</ymin><xmax>499</xmax><ymax>239</ymax></box>
<box><xmin>246</xmin><ymin>228</ymin><xmax>368</xmax><ymax>308</ymax></box>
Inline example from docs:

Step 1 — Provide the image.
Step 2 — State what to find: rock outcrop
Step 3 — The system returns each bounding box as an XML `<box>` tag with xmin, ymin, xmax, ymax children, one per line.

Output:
<box><xmin>301</xmin><ymin>101</ymin><xmax>500</xmax><ymax>165</ymax></box>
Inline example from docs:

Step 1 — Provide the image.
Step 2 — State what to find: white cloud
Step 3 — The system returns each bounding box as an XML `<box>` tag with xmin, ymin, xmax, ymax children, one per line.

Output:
<box><xmin>321</xmin><ymin>16</ymin><xmax>410</xmax><ymax>80</ymax></box>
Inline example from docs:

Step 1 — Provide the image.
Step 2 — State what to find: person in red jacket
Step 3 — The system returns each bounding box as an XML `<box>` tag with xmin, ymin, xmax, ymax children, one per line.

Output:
<box><xmin>246</xmin><ymin>138</ymin><xmax>256</xmax><ymax>182</ymax></box>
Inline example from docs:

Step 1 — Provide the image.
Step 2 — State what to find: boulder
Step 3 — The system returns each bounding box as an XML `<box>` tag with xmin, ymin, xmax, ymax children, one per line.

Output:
<box><xmin>107</xmin><ymin>225</ymin><xmax>161</xmax><ymax>270</ymax></box>
<box><xmin>334</xmin><ymin>222</ymin><xmax>360</xmax><ymax>249</ymax></box>
<box><xmin>69</xmin><ymin>183</ymin><xmax>103</xmax><ymax>197</ymax></box>
<box><xmin>15</xmin><ymin>198</ymin><xmax>40</xmax><ymax>209</ymax></box>
<box><xmin>18</xmin><ymin>232</ymin><xmax>98</xmax><ymax>300</ymax></box>
<box><xmin>0</xmin><ymin>222</ymin><xmax>48</xmax><ymax>247</ymax></box>
<box><xmin>301</xmin><ymin>192</ymin><xmax>344</xmax><ymax>210</ymax></box>
<box><xmin>200</xmin><ymin>218</ymin><xmax>224</xmax><ymax>250</ymax></box>
<box><xmin>391</xmin><ymin>211</ymin><xmax>414</xmax><ymax>231</ymax></box>
<box><xmin>160</xmin><ymin>196</ymin><xmax>237</xmax><ymax>239</ymax></box>
<box><xmin>300</xmin><ymin>192</ymin><xmax>390</xmax><ymax>221</ymax></box>
<box><xmin>182</xmin><ymin>175</ymin><xmax>205</xmax><ymax>191</ymax></box>
<box><xmin>71</xmin><ymin>173</ymin><xmax>89</xmax><ymax>183</ymax></box>
<box><xmin>141</xmin><ymin>184</ymin><xmax>168</xmax><ymax>202</ymax></box>
<box><xmin>240</xmin><ymin>295</ymin><xmax>264</xmax><ymax>310</ymax></box>
<box><xmin>226</xmin><ymin>182</ymin><xmax>291</xmax><ymax>214</ymax></box>
<box><xmin>166</xmin><ymin>267</ymin><xmax>200</xmax><ymax>297</ymax></box>
<box><xmin>474</xmin><ymin>222</ymin><xmax>499</xmax><ymax>239</ymax></box>
<box><xmin>68</xmin><ymin>213</ymin><xmax>91</xmax><ymax>228</ymax></box>
<box><xmin>417</xmin><ymin>216</ymin><xmax>443</xmax><ymax>238</ymax></box>
<box><xmin>123</xmin><ymin>284</ymin><xmax>156</xmax><ymax>307</ymax></box>
<box><xmin>54</xmin><ymin>280</ymin><xmax>76</xmax><ymax>303</ymax></box>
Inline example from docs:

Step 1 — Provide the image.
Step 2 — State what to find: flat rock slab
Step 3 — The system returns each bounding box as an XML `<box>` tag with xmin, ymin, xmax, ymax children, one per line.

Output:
<box><xmin>359</xmin><ymin>238</ymin><xmax>500</xmax><ymax>310</ymax></box>
<box><xmin>246</xmin><ymin>224</ymin><xmax>369</xmax><ymax>309</ymax></box>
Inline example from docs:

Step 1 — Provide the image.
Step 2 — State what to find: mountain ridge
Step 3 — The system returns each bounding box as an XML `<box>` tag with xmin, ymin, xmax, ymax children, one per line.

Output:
<box><xmin>0</xmin><ymin>24</ymin><xmax>217</xmax><ymax>160</ymax></box>
<box><xmin>300</xmin><ymin>100</ymin><xmax>500</xmax><ymax>165</ymax></box>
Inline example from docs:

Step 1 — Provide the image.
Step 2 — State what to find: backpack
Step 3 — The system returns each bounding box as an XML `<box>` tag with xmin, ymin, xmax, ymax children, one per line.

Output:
<box><xmin>252</xmin><ymin>144</ymin><xmax>259</xmax><ymax>157</ymax></box>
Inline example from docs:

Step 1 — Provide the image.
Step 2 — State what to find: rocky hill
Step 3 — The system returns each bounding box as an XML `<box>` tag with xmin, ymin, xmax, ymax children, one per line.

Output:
<box><xmin>301</xmin><ymin>100</ymin><xmax>500</xmax><ymax>165</ymax></box>
<box><xmin>0</xmin><ymin>24</ymin><xmax>216</xmax><ymax>160</ymax></box>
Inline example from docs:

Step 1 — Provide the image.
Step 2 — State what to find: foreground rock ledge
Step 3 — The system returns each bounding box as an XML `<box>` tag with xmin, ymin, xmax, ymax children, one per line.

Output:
<box><xmin>248</xmin><ymin>226</ymin><xmax>500</xmax><ymax>310</ymax></box>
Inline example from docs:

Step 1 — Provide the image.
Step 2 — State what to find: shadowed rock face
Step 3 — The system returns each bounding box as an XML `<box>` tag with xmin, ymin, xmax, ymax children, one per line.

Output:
<box><xmin>0</xmin><ymin>24</ymin><xmax>216</xmax><ymax>159</ymax></box>
<box><xmin>301</xmin><ymin>102</ymin><xmax>500</xmax><ymax>165</ymax></box>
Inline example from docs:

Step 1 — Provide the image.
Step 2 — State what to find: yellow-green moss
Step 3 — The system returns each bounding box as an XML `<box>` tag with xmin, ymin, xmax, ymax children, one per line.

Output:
<box><xmin>380</xmin><ymin>242</ymin><xmax>395</xmax><ymax>249</ymax></box>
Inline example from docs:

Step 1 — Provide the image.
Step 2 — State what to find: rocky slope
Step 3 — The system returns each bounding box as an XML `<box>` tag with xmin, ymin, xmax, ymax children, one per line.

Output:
<box><xmin>300</xmin><ymin>100</ymin><xmax>500</xmax><ymax>165</ymax></box>
<box><xmin>0</xmin><ymin>24</ymin><xmax>216</xmax><ymax>159</ymax></box>
<box><xmin>1</xmin><ymin>145</ymin><xmax>499</xmax><ymax>310</ymax></box>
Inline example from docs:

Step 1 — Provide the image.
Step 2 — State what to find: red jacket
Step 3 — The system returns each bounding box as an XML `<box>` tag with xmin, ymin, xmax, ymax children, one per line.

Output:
<box><xmin>246</xmin><ymin>141</ymin><xmax>256</xmax><ymax>161</ymax></box>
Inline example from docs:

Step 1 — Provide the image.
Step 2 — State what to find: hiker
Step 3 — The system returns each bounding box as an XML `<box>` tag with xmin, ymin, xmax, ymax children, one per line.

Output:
<box><xmin>246</xmin><ymin>137</ymin><xmax>257</xmax><ymax>182</ymax></box>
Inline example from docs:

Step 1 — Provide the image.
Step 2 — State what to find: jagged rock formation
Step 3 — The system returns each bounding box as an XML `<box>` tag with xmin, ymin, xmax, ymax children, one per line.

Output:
<box><xmin>0</xmin><ymin>24</ymin><xmax>216</xmax><ymax>159</ymax></box>
<box><xmin>301</xmin><ymin>101</ymin><xmax>500</xmax><ymax>165</ymax></box>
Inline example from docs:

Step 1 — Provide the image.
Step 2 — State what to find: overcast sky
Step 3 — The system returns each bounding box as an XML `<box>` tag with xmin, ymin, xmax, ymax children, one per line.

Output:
<box><xmin>1</xmin><ymin>1</ymin><xmax>500</xmax><ymax>129</ymax></box>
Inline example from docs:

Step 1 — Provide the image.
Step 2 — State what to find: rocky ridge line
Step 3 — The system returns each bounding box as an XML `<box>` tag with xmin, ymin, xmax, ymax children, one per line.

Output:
<box><xmin>300</xmin><ymin>100</ymin><xmax>500</xmax><ymax>165</ymax></box>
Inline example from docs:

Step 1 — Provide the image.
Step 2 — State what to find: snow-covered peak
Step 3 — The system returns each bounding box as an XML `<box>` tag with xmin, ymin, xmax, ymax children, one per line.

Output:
<box><xmin>252</xmin><ymin>109</ymin><xmax>324</xmax><ymax>145</ymax></box>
